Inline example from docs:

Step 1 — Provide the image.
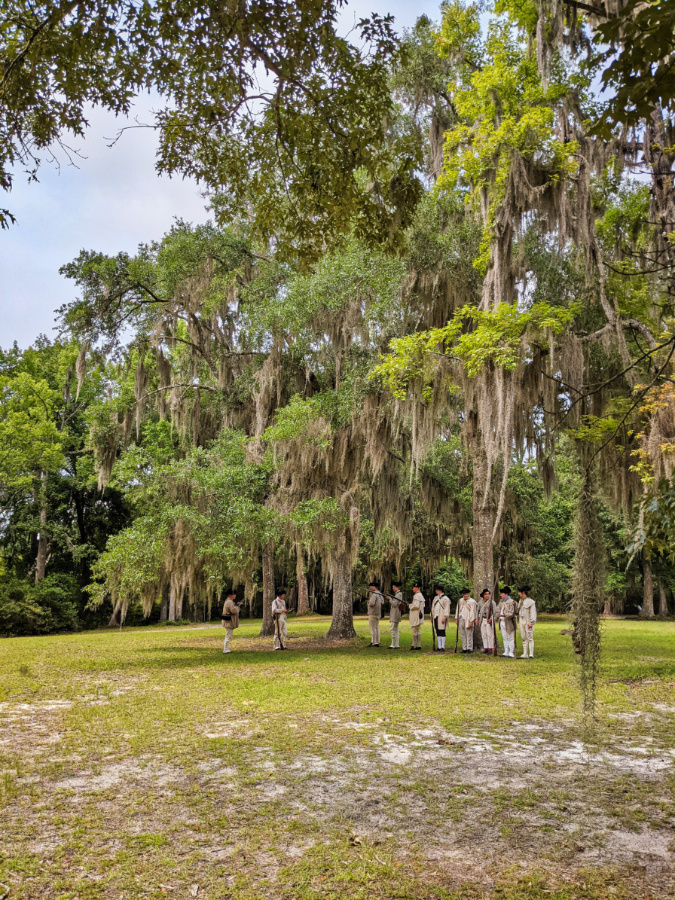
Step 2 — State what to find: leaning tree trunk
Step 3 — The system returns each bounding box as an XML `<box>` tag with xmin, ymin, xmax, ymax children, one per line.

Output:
<box><xmin>471</xmin><ymin>444</ymin><xmax>495</xmax><ymax>614</ymax></box>
<box><xmin>35</xmin><ymin>489</ymin><xmax>49</xmax><ymax>584</ymax></box>
<box><xmin>326</xmin><ymin>553</ymin><xmax>356</xmax><ymax>639</ymax></box>
<box><xmin>642</xmin><ymin>556</ymin><xmax>655</xmax><ymax>618</ymax></box>
<box><xmin>108</xmin><ymin>600</ymin><xmax>123</xmax><ymax>627</ymax></box>
<box><xmin>296</xmin><ymin>545</ymin><xmax>309</xmax><ymax>616</ymax></box>
<box><xmin>658</xmin><ymin>579</ymin><xmax>668</xmax><ymax>617</ymax></box>
<box><xmin>259</xmin><ymin>541</ymin><xmax>275</xmax><ymax>636</ymax></box>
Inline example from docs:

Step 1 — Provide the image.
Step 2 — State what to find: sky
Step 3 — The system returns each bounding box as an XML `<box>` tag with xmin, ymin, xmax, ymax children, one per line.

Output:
<box><xmin>0</xmin><ymin>0</ymin><xmax>442</xmax><ymax>350</ymax></box>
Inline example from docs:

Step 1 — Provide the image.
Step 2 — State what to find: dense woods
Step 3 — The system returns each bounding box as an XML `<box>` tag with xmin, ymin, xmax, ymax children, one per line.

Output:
<box><xmin>2</xmin><ymin>0</ymin><xmax>675</xmax><ymax>641</ymax></box>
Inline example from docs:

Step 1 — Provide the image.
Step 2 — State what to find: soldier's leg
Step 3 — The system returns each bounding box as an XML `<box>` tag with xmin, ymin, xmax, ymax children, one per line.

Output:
<box><xmin>369</xmin><ymin>616</ymin><xmax>379</xmax><ymax>645</ymax></box>
<box><xmin>273</xmin><ymin>629</ymin><xmax>280</xmax><ymax>650</ymax></box>
<box><xmin>223</xmin><ymin>627</ymin><xmax>233</xmax><ymax>653</ymax></box>
<box><xmin>281</xmin><ymin>616</ymin><xmax>288</xmax><ymax>646</ymax></box>
<box><xmin>527</xmin><ymin>627</ymin><xmax>534</xmax><ymax>657</ymax></box>
<box><xmin>465</xmin><ymin>623</ymin><xmax>474</xmax><ymax>651</ymax></box>
<box><xmin>519</xmin><ymin>622</ymin><xmax>528</xmax><ymax>657</ymax></box>
<box><xmin>412</xmin><ymin>625</ymin><xmax>421</xmax><ymax>648</ymax></box>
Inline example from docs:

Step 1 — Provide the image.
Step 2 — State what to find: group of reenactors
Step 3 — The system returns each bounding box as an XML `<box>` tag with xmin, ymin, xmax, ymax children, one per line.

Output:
<box><xmin>220</xmin><ymin>583</ymin><xmax>537</xmax><ymax>657</ymax></box>
<box><xmin>366</xmin><ymin>583</ymin><xmax>536</xmax><ymax>657</ymax></box>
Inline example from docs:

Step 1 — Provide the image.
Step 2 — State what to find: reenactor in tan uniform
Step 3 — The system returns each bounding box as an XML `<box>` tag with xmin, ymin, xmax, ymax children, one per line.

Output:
<box><xmin>386</xmin><ymin>583</ymin><xmax>404</xmax><ymax>649</ymax></box>
<box><xmin>272</xmin><ymin>589</ymin><xmax>288</xmax><ymax>650</ymax></box>
<box><xmin>455</xmin><ymin>588</ymin><xmax>477</xmax><ymax>653</ymax></box>
<box><xmin>498</xmin><ymin>587</ymin><xmax>518</xmax><ymax>658</ymax></box>
<box><xmin>221</xmin><ymin>589</ymin><xmax>241</xmax><ymax>654</ymax></box>
<box><xmin>367</xmin><ymin>582</ymin><xmax>384</xmax><ymax>647</ymax></box>
<box><xmin>431</xmin><ymin>586</ymin><xmax>451</xmax><ymax>652</ymax></box>
<box><xmin>409</xmin><ymin>584</ymin><xmax>424</xmax><ymax>650</ymax></box>
<box><xmin>517</xmin><ymin>586</ymin><xmax>537</xmax><ymax>658</ymax></box>
<box><xmin>477</xmin><ymin>588</ymin><xmax>498</xmax><ymax>654</ymax></box>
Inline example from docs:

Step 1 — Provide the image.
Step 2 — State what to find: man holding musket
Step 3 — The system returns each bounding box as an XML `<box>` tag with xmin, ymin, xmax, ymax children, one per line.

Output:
<box><xmin>455</xmin><ymin>588</ymin><xmax>477</xmax><ymax>653</ymax></box>
<box><xmin>408</xmin><ymin>583</ymin><xmax>424</xmax><ymax>650</ymax></box>
<box><xmin>272</xmin><ymin>588</ymin><xmax>288</xmax><ymax>650</ymax></box>
<box><xmin>221</xmin><ymin>588</ymin><xmax>241</xmax><ymax>654</ymax></box>
<box><xmin>517</xmin><ymin>586</ymin><xmax>537</xmax><ymax>658</ymax></box>
<box><xmin>367</xmin><ymin>581</ymin><xmax>384</xmax><ymax>647</ymax></box>
<box><xmin>432</xmin><ymin>585</ymin><xmax>451</xmax><ymax>652</ymax></box>
<box><xmin>477</xmin><ymin>588</ymin><xmax>498</xmax><ymax>654</ymax></box>
<box><xmin>386</xmin><ymin>582</ymin><xmax>404</xmax><ymax>649</ymax></box>
<box><xmin>498</xmin><ymin>586</ymin><xmax>518</xmax><ymax>658</ymax></box>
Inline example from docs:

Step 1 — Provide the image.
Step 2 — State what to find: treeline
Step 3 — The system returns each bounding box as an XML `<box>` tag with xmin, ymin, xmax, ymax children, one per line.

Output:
<box><xmin>1</xmin><ymin>1</ymin><xmax>675</xmax><ymax>638</ymax></box>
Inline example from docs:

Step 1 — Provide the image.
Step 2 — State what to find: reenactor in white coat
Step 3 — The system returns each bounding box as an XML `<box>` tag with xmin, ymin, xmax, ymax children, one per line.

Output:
<box><xmin>477</xmin><ymin>588</ymin><xmax>498</xmax><ymax>654</ymax></box>
<box><xmin>272</xmin><ymin>589</ymin><xmax>288</xmax><ymax>650</ymax></box>
<box><xmin>386</xmin><ymin>583</ymin><xmax>404</xmax><ymax>649</ymax></box>
<box><xmin>367</xmin><ymin>582</ymin><xmax>384</xmax><ymax>647</ymax></box>
<box><xmin>408</xmin><ymin>584</ymin><xmax>424</xmax><ymax>650</ymax></box>
<box><xmin>517</xmin><ymin>586</ymin><xmax>537</xmax><ymax>658</ymax></box>
<box><xmin>431</xmin><ymin>586</ymin><xmax>451</xmax><ymax>652</ymax></box>
<box><xmin>455</xmin><ymin>588</ymin><xmax>477</xmax><ymax>653</ymax></box>
<box><xmin>498</xmin><ymin>587</ymin><xmax>518</xmax><ymax>658</ymax></box>
<box><xmin>221</xmin><ymin>589</ymin><xmax>241</xmax><ymax>654</ymax></box>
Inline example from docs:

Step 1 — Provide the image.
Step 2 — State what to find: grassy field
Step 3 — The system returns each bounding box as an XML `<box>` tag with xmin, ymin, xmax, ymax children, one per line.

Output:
<box><xmin>1</xmin><ymin>614</ymin><xmax>674</xmax><ymax>900</ymax></box>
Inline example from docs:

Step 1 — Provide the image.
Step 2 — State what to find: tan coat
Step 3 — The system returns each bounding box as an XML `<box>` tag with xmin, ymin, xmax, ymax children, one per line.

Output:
<box><xmin>477</xmin><ymin>598</ymin><xmax>497</xmax><ymax>622</ymax></box>
<box><xmin>368</xmin><ymin>590</ymin><xmax>384</xmax><ymax>618</ymax></box>
<box><xmin>455</xmin><ymin>596</ymin><xmax>477</xmax><ymax>626</ymax></box>
<box><xmin>498</xmin><ymin>597</ymin><xmax>518</xmax><ymax>634</ymax></box>
<box><xmin>389</xmin><ymin>590</ymin><xmax>404</xmax><ymax>623</ymax></box>
<box><xmin>518</xmin><ymin>596</ymin><xmax>537</xmax><ymax>626</ymax></box>
<box><xmin>432</xmin><ymin>594</ymin><xmax>451</xmax><ymax>628</ymax></box>
<box><xmin>409</xmin><ymin>591</ymin><xmax>424</xmax><ymax>626</ymax></box>
<box><xmin>221</xmin><ymin>598</ymin><xmax>240</xmax><ymax>629</ymax></box>
<box><xmin>272</xmin><ymin>596</ymin><xmax>287</xmax><ymax>617</ymax></box>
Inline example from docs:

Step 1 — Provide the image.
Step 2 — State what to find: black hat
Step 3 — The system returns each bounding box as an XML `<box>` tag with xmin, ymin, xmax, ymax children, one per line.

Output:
<box><xmin>392</xmin><ymin>582</ymin><xmax>401</xmax><ymax>589</ymax></box>
<box><xmin>226</xmin><ymin>588</ymin><xmax>237</xmax><ymax>597</ymax></box>
<box><xmin>277</xmin><ymin>588</ymin><xmax>286</xmax><ymax>596</ymax></box>
<box><xmin>518</xmin><ymin>585</ymin><xmax>530</xmax><ymax>594</ymax></box>
<box><xmin>434</xmin><ymin>585</ymin><xmax>444</xmax><ymax>593</ymax></box>
<box><xmin>480</xmin><ymin>588</ymin><xmax>490</xmax><ymax>598</ymax></box>
<box><xmin>461</xmin><ymin>587</ymin><xmax>470</xmax><ymax>595</ymax></box>
<box><xmin>369</xmin><ymin>581</ymin><xmax>379</xmax><ymax>589</ymax></box>
<box><xmin>500</xmin><ymin>585</ymin><xmax>511</xmax><ymax>595</ymax></box>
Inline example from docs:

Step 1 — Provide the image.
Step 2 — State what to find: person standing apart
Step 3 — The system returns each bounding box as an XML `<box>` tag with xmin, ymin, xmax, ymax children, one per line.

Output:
<box><xmin>367</xmin><ymin>582</ymin><xmax>384</xmax><ymax>647</ymax></box>
<box><xmin>409</xmin><ymin>584</ymin><xmax>424</xmax><ymax>651</ymax></box>
<box><xmin>272</xmin><ymin>588</ymin><xmax>288</xmax><ymax>650</ymax></box>
<box><xmin>221</xmin><ymin>589</ymin><xmax>241</xmax><ymax>654</ymax></box>
<box><xmin>455</xmin><ymin>588</ymin><xmax>477</xmax><ymax>653</ymax></box>
<box><xmin>387</xmin><ymin>582</ymin><xmax>404</xmax><ymax>649</ymax></box>
<box><xmin>517</xmin><ymin>586</ymin><xmax>537</xmax><ymax>658</ymax></box>
<box><xmin>477</xmin><ymin>589</ymin><xmax>497</xmax><ymax>654</ymax></box>
<box><xmin>498</xmin><ymin>587</ymin><xmax>518</xmax><ymax>658</ymax></box>
<box><xmin>432</xmin><ymin>586</ymin><xmax>451</xmax><ymax>652</ymax></box>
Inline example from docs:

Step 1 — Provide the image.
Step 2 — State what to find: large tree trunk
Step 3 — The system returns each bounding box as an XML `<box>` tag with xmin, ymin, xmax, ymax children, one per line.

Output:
<box><xmin>108</xmin><ymin>601</ymin><xmax>122</xmax><ymax>627</ymax></box>
<box><xmin>35</xmin><ymin>489</ymin><xmax>49</xmax><ymax>584</ymax></box>
<box><xmin>168</xmin><ymin>584</ymin><xmax>178</xmax><ymax>621</ymax></box>
<box><xmin>160</xmin><ymin>583</ymin><xmax>170</xmax><ymax>622</ymax></box>
<box><xmin>327</xmin><ymin>553</ymin><xmax>356</xmax><ymax>639</ymax></box>
<box><xmin>658</xmin><ymin>579</ymin><xmax>668</xmax><ymax>617</ymax></box>
<box><xmin>641</xmin><ymin>556</ymin><xmax>655</xmax><ymax>618</ymax></box>
<box><xmin>259</xmin><ymin>541</ymin><xmax>275</xmax><ymax>636</ymax></box>
<box><xmin>602</xmin><ymin>598</ymin><xmax>612</xmax><ymax>616</ymax></box>
<box><xmin>296</xmin><ymin>545</ymin><xmax>309</xmax><ymax>616</ymax></box>
<box><xmin>471</xmin><ymin>445</ymin><xmax>495</xmax><ymax>601</ymax></box>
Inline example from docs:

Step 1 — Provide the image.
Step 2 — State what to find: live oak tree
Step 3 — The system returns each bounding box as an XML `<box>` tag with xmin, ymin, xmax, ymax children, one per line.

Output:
<box><xmin>0</xmin><ymin>0</ymin><xmax>422</xmax><ymax>256</ymax></box>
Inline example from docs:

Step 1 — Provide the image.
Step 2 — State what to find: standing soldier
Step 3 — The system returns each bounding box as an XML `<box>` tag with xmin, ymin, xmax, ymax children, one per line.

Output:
<box><xmin>386</xmin><ymin>582</ymin><xmax>404</xmax><ymax>650</ymax></box>
<box><xmin>272</xmin><ymin>588</ymin><xmax>288</xmax><ymax>650</ymax></box>
<box><xmin>221</xmin><ymin>588</ymin><xmax>241</xmax><ymax>654</ymax></box>
<box><xmin>477</xmin><ymin>588</ymin><xmax>497</xmax><ymax>654</ymax></box>
<box><xmin>498</xmin><ymin>586</ymin><xmax>518</xmax><ymax>658</ymax></box>
<box><xmin>517</xmin><ymin>586</ymin><xmax>537</xmax><ymax>658</ymax></box>
<box><xmin>367</xmin><ymin>582</ymin><xmax>384</xmax><ymax>647</ymax></box>
<box><xmin>455</xmin><ymin>588</ymin><xmax>477</xmax><ymax>653</ymax></box>
<box><xmin>409</xmin><ymin>583</ymin><xmax>424</xmax><ymax>651</ymax></box>
<box><xmin>432</xmin><ymin>586</ymin><xmax>451</xmax><ymax>652</ymax></box>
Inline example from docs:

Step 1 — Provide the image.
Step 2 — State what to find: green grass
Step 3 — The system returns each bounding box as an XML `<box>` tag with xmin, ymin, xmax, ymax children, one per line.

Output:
<box><xmin>0</xmin><ymin>614</ymin><xmax>673</xmax><ymax>899</ymax></box>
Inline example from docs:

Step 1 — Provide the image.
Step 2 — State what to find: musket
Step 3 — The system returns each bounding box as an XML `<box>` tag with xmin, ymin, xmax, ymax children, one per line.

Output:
<box><xmin>453</xmin><ymin>599</ymin><xmax>460</xmax><ymax>654</ymax></box>
<box><xmin>274</xmin><ymin>611</ymin><xmax>285</xmax><ymax>650</ymax></box>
